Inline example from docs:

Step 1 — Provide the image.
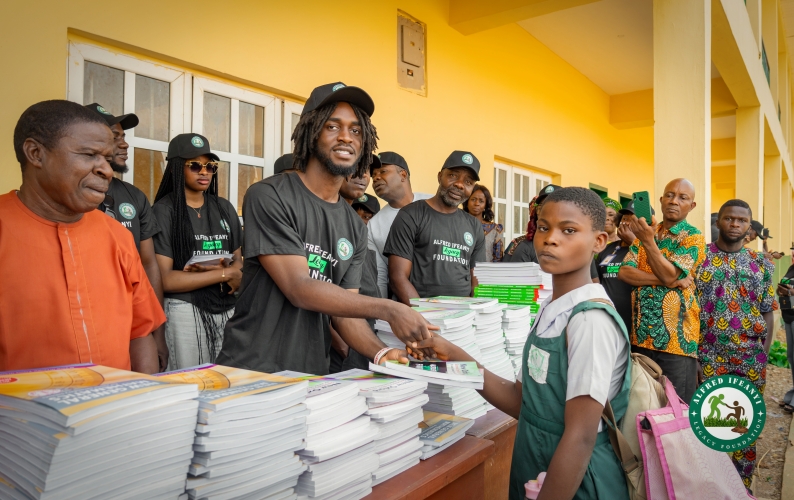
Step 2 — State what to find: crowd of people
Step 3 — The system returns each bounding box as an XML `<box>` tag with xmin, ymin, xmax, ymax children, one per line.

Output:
<box><xmin>0</xmin><ymin>81</ymin><xmax>789</xmax><ymax>498</ymax></box>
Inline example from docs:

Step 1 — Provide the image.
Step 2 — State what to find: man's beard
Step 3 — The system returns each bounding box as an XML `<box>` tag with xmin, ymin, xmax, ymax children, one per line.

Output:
<box><xmin>314</xmin><ymin>146</ymin><xmax>358</xmax><ymax>177</ymax></box>
<box><xmin>721</xmin><ymin>231</ymin><xmax>747</xmax><ymax>245</ymax></box>
<box><xmin>110</xmin><ymin>160</ymin><xmax>129</xmax><ymax>174</ymax></box>
<box><xmin>438</xmin><ymin>185</ymin><xmax>466</xmax><ymax>208</ymax></box>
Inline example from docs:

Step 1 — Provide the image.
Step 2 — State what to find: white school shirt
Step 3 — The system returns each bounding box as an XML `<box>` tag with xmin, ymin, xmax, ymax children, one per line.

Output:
<box><xmin>367</xmin><ymin>192</ymin><xmax>432</xmax><ymax>298</ymax></box>
<box><xmin>517</xmin><ymin>284</ymin><xmax>629</xmax><ymax>430</ymax></box>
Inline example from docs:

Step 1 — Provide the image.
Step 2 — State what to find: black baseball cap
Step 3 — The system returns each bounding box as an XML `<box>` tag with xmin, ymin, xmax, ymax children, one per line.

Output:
<box><xmin>365</xmin><ymin>153</ymin><xmax>381</xmax><ymax>174</ymax></box>
<box><xmin>352</xmin><ymin>193</ymin><xmax>380</xmax><ymax>216</ymax></box>
<box><xmin>273</xmin><ymin>153</ymin><xmax>294</xmax><ymax>174</ymax></box>
<box><xmin>84</xmin><ymin>103</ymin><xmax>139</xmax><ymax>130</ymax></box>
<box><xmin>441</xmin><ymin>151</ymin><xmax>480</xmax><ymax>181</ymax></box>
<box><xmin>166</xmin><ymin>133</ymin><xmax>219</xmax><ymax>162</ymax></box>
<box><xmin>536</xmin><ymin>184</ymin><xmax>562</xmax><ymax>203</ymax></box>
<box><xmin>376</xmin><ymin>151</ymin><xmax>409</xmax><ymax>174</ymax></box>
<box><xmin>302</xmin><ymin>82</ymin><xmax>375</xmax><ymax>117</ymax></box>
<box><xmin>750</xmin><ymin>220</ymin><xmax>767</xmax><ymax>237</ymax></box>
<box><xmin>619</xmin><ymin>200</ymin><xmax>656</xmax><ymax>216</ymax></box>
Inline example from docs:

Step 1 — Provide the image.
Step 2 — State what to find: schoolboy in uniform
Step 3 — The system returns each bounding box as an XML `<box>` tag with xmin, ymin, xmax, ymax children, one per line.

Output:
<box><xmin>217</xmin><ymin>82</ymin><xmax>434</xmax><ymax>374</ymax></box>
<box><xmin>411</xmin><ymin>187</ymin><xmax>631</xmax><ymax>500</ymax></box>
<box><xmin>385</xmin><ymin>151</ymin><xmax>486</xmax><ymax>303</ymax></box>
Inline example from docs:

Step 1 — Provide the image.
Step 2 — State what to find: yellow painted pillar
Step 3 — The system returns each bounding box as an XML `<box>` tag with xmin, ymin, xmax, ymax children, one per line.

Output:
<box><xmin>735</xmin><ymin>106</ymin><xmax>764</xmax><ymax>249</ymax></box>
<box><xmin>763</xmin><ymin>155</ymin><xmax>781</xmax><ymax>245</ymax></box>
<box><xmin>746</xmin><ymin>0</ymin><xmax>762</xmax><ymax>50</ymax></box>
<box><xmin>653</xmin><ymin>0</ymin><xmax>711</xmax><ymax>235</ymax></box>
<box><xmin>781</xmin><ymin>181</ymin><xmax>792</xmax><ymax>249</ymax></box>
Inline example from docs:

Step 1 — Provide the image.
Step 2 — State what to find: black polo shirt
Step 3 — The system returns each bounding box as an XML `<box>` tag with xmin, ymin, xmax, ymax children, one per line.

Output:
<box><xmin>101</xmin><ymin>178</ymin><xmax>160</xmax><ymax>250</ymax></box>
<box><xmin>596</xmin><ymin>240</ymin><xmax>633</xmax><ymax>329</ymax></box>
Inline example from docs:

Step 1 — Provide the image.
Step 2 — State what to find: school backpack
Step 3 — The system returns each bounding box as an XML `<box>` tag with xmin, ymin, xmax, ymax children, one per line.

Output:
<box><xmin>587</xmin><ymin>299</ymin><xmax>668</xmax><ymax>500</ymax></box>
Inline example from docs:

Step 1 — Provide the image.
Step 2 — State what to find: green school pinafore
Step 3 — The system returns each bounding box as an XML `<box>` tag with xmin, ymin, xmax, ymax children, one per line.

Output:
<box><xmin>508</xmin><ymin>301</ymin><xmax>632</xmax><ymax>500</ymax></box>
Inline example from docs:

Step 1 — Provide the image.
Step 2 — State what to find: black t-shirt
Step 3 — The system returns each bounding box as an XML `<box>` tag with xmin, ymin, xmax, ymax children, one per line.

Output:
<box><xmin>100</xmin><ymin>178</ymin><xmax>160</xmax><ymax>250</ymax></box>
<box><xmin>383</xmin><ymin>201</ymin><xmax>485</xmax><ymax>298</ymax></box>
<box><xmin>217</xmin><ymin>172</ymin><xmax>368</xmax><ymax>375</ymax></box>
<box><xmin>507</xmin><ymin>238</ymin><xmax>598</xmax><ymax>279</ymax></box>
<box><xmin>152</xmin><ymin>192</ymin><xmax>242</xmax><ymax>313</ymax></box>
<box><xmin>596</xmin><ymin>241</ymin><xmax>633</xmax><ymax>330</ymax></box>
<box><xmin>782</xmin><ymin>264</ymin><xmax>794</xmax><ymax>323</ymax></box>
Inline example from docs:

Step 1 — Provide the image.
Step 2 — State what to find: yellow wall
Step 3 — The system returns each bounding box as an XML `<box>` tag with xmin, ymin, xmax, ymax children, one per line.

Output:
<box><xmin>0</xmin><ymin>0</ymin><xmax>653</xmax><ymax>199</ymax></box>
<box><xmin>711</xmin><ymin>165</ymin><xmax>736</xmax><ymax>213</ymax></box>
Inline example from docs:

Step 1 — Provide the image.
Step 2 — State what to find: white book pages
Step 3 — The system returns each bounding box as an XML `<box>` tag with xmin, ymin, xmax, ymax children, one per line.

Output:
<box><xmin>303</xmin><ymin>381</ymin><xmax>360</xmax><ymax>411</ymax></box>
<box><xmin>198</xmin><ymin>396</ymin><xmax>307</xmax><ymax>425</ymax></box>
<box><xmin>365</xmin><ymin>388</ymin><xmax>427</xmax><ymax>408</ymax></box>
<box><xmin>371</xmin><ymin>453</ymin><xmax>421</xmax><ymax>486</ymax></box>
<box><xmin>191</xmin><ymin>450</ymin><xmax>295</xmax><ymax>478</ymax></box>
<box><xmin>365</xmin><ymin>394</ymin><xmax>428</xmax><ymax>419</ymax></box>
<box><xmin>373</xmin><ymin>428</ymin><xmax>421</xmax><ymax>454</ymax></box>
<box><xmin>193</xmin><ymin>434</ymin><xmax>304</xmax><ymax>463</ymax></box>
<box><xmin>306</xmin><ymin>398</ymin><xmax>367</xmax><ymax>437</ymax></box>
<box><xmin>197</xmin><ymin>403</ymin><xmax>307</xmax><ymax>434</ymax></box>
<box><xmin>371</xmin><ymin>408</ymin><xmax>424</xmax><ymax>441</ymax></box>
<box><xmin>301</xmin><ymin>474</ymin><xmax>371</xmax><ymax>500</ymax></box>
<box><xmin>199</xmin><ymin>381</ymin><xmax>308</xmax><ymax>413</ymax></box>
<box><xmin>304</xmin><ymin>443</ymin><xmax>375</xmax><ymax>476</ymax></box>
<box><xmin>186</xmin><ymin>456</ymin><xmax>304</xmax><ymax>498</ymax></box>
<box><xmin>235</xmin><ymin>477</ymin><xmax>297</xmax><ymax>500</ymax></box>
<box><xmin>300</xmin><ymin>419</ymin><xmax>377</xmax><ymax>462</ymax></box>
<box><xmin>376</xmin><ymin>438</ymin><xmax>423</xmax><ymax>467</ymax></box>
<box><xmin>192</xmin><ymin>422</ymin><xmax>307</xmax><ymax>452</ymax></box>
<box><xmin>297</xmin><ymin>458</ymin><xmax>378</xmax><ymax>496</ymax></box>
<box><xmin>191</xmin><ymin>439</ymin><xmax>302</xmax><ymax>472</ymax></box>
<box><xmin>184</xmin><ymin>253</ymin><xmax>234</xmax><ymax>267</ymax></box>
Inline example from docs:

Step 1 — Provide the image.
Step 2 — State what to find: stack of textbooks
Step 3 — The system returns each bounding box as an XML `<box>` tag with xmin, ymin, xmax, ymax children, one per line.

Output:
<box><xmin>502</xmin><ymin>305</ymin><xmax>535</xmax><ymax>375</ymax></box>
<box><xmin>0</xmin><ymin>364</ymin><xmax>199</xmax><ymax>500</ymax></box>
<box><xmin>157</xmin><ymin>364</ymin><xmax>309</xmax><ymax>500</ymax></box>
<box><xmin>473</xmin><ymin>263</ymin><xmax>542</xmax><ymax>311</ymax></box>
<box><xmin>418</xmin><ymin>411</ymin><xmax>475</xmax><ymax>460</ymax></box>
<box><xmin>472</xmin><ymin>301</ymin><xmax>515</xmax><ymax>383</ymax></box>
<box><xmin>369</xmin><ymin>361</ymin><xmax>483</xmax><ymax>390</ymax></box>
<box><xmin>274</xmin><ymin>371</ymin><xmax>377</xmax><ymax>500</ymax></box>
<box><xmin>329</xmin><ymin>370</ymin><xmax>429</xmax><ymax>487</ymax></box>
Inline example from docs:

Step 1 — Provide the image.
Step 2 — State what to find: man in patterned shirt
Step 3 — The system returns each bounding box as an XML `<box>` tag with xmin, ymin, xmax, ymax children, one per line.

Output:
<box><xmin>618</xmin><ymin>178</ymin><xmax>706</xmax><ymax>401</ymax></box>
<box><xmin>695</xmin><ymin>199</ymin><xmax>777</xmax><ymax>489</ymax></box>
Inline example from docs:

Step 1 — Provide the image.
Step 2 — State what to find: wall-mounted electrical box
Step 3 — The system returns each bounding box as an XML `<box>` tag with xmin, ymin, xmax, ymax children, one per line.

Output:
<box><xmin>397</xmin><ymin>13</ymin><xmax>426</xmax><ymax>96</ymax></box>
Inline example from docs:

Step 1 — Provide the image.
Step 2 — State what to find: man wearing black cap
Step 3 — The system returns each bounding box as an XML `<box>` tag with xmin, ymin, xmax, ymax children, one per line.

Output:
<box><xmin>385</xmin><ymin>151</ymin><xmax>486</xmax><ymax>303</ymax></box>
<box><xmin>368</xmin><ymin>151</ymin><xmax>432</xmax><ymax>298</ymax></box>
<box><xmin>352</xmin><ymin>194</ymin><xmax>380</xmax><ymax>224</ymax></box>
<box><xmin>85</xmin><ymin>103</ymin><xmax>167</xmax><ymax>370</ymax></box>
<box><xmin>218</xmin><ymin>83</ymin><xmax>435</xmax><ymax>375</ymax></box>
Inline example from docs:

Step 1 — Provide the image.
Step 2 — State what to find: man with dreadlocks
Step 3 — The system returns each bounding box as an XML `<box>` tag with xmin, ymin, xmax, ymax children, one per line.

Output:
<box><xmin>217</xmin><ymin>83</ymin><xmax>436</xmax><ymax>375</ymax></box>
<box><xmin>152</xmin><ymin>133</ymin><xmax>243</xmax><ymax>370</ymax></box>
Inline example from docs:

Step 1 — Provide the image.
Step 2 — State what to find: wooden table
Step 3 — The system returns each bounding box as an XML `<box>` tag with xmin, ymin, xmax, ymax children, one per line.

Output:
<box><xmin>467</xmin><ymin>409</ymin><xmax>518</xmax><ymax>500</ymax></box>
<box><xmin>364</xmin><ymin>436</ymin><xmax>494</xmax><ymax>500</ymax></box>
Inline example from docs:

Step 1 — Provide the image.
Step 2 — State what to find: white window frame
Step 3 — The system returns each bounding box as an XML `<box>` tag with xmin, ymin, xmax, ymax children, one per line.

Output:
<box><xmin>66</xmin><ymin>42</ymin><xmax>189</xmax><ymax>185</ymax></box>
<box><xmin>494</xmin><ymin>162</ymin><xmax>552</xmax><ymax>242</ymax></box>
<box><xmin>192</xmin><ymin>77</ymin><xmax>278</xmax><ymax>208</ymax></box>
<box><xmin>282</xmin><ymin>100</ymin><xmax>304</xmax><ymax>154</ymax></box>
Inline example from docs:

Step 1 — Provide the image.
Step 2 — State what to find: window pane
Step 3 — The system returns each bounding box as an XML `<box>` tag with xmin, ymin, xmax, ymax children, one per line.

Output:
<box><xmin>83</xmin><ymin>62</ymin><xmax>124</xmax><ymax>115</ymax></box>
<box><xmin>535</xmin><ymin>179</ymin><xmax>547</xmax><ymax>197</ymax></box>
<box><xmin>291</xmin><ymin>113</ymin><xmax>301</xmax><ymax>134</ymax></box>
<box><xmin>513</xmin><ymin>173</ymin><xmax>521</xmax><ymax>202</ymax></box>
<box><xmin>237</xmin><ymin>164</ymin><xmax>264</xmax><ymax>214</ymax></box>
<box><xmin>496</xmin><ymin>202</ymin><xmax>505</xmax><ymax>227</ymax></box>
<box><xmin>238</xmin><ymin>102</ymin><xmax>264</xmax><ymax>157</ymax></box>
<box><xmin>203</xmin><ymin>92</ymin><xmax>231</xmax><ymax>152</ymax></box>
<box><xmin>522</xmin><ymin>176</ymin><xmax>530</xmax><ymax>203</ymax></box>
<box><xmin>513</xmin><ymin>206</ymin><xmax>522</xmax><ymax>235</ymax></box>
<box><xmin>133</xmin><ymin>148</ymin><xmax>166</xmax><ymax>203</ymax></box>
<box><xmin>497</xmin><ymin>169</ymin><xmax>506</xmax><ymax>199</ymax></box>
<box><xmin>216</xmin><ymin>161</ymin><xmax>230</xmax><ymax>200</ymax></box>
<box><xmin>135</xmin><ymin>74</ymin><xmax>170</xmax><ymax>141</ymax></box>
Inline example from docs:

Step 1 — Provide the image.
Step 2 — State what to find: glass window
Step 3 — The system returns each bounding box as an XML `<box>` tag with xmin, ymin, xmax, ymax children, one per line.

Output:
<box><xmin>522</xmin><ymin>176</ymin><xmax>530</xmax><ymax>203</ymax></box>
<box><xmin>513</xmin><ymin>206</ymin><xmax>522</xmax><ymax>235</ymax></box>
<box><xmin>133</xmin><ymin>148</ymin><xmax>166</xmax><ymax>203</ymax></box>
<box><xmin>238</xmin><ymin>102</ymin><xmax>264</xmax><ymax>157</ymax></box>
<box><xmin>135</xmin><ymin>75</ymin><xmax>170</xmax><ymax>141</ymax></box>
<box><xmin>513</xmin><ymin>173</ymin><xmax>521</xmax><ymax>202</ymax></box>
<box><xmin>497</xmin><ymin>169</ymin><xmax>506</xmax><ymax>199</ymax></box>
<box><xmin>216</xmin><ymin>160</ymin><xmax>230</xmax><ymax>200</ymax></box>
<box><xmin>291</xmin><ymin>112</ymin><xmax>301</xmax><ymax>135</ymax></box>
<box><xmin>496</xmin><ymin>202</ymin><xmax>506</xmax><ymax>227</ymax></box>
<box><xmin>83</xmin><ymin>62</ymin><xmax>124</xmax><ymax>114</ymax></box>
<box><xmin>237</xmin><ymin>164</ymin><xmax>264</xmax><ymax>214</ymax></box>
<box><xmin>203</xmin><ymin>92</ymin><xmax>231</xmax><ymax>152</ymax></box>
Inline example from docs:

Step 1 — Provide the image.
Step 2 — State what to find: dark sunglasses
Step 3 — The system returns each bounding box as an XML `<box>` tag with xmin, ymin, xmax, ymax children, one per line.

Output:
<box><xmin>186</xmin><ymin>161</ymin><xmax>219</xmax><ymax>174</ymax></box>
<box><xmin>101</xmin><ymin>194</ymin><xmax>116</xmax><ymax>219</ymax></box>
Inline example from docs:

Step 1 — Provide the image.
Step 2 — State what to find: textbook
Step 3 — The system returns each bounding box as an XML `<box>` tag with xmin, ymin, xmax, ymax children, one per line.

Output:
<box><xmin>409</xmin><ymin>296</ymin><xmax>499</xmax><ymax>310</ymax></box>
<box><xmin>272</xmin><ymin>371</ymin><xmax>376</xmax><ymax>500</ymax></box>
<box><xmin>369</xmin><ymin>361</ymin><xmax>484</xmax><ymax>390</ymax></box>
<box><xmin>419</xmin><ymin>411</ymin><xmax>475</xmax><ymax>447</ymax></box>
<box><xmin>185</xmin><ymin>253</ymin><xmax>234</xmax><ymax>267</ymax></box>
<box><xmin>0</xmin><ymin>364</ymin><xmax>199</xmax><ymax>500</ymax></box>
<box><xmin>328</xmin><ymin>370</ymin><xmax>426</xmax><ymax>488</ymax></box>
<box><xmin>157</xmin><ymin>364</ymin><xmax>309</xmax><ymax>500</ymax></box>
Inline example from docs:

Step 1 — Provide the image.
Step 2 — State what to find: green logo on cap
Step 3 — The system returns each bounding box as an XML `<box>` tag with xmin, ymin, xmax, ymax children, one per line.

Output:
<box><xmin>96</xmin><ymin>105</ymin><xmax>111</xmax><ymax>115</ymax></box>
<box><xmin>357</xmin><ymin>195</ymin><xmax>368</xmax><ymax>202</ymax></box>
<box><xmin>544</xmin><ymin>186</ymin><xmax>554</xmax><ymax>194</ymax></box>
<box><xmin>332</xmin><ymin>84</ymin><xmax>345</xmax><ymax>92</ymax></box>
<box><xmin>461</xmin><ymin>154</ymin><xmax>473</xmax><ymax>165</ymax></box>
<box><xmin>191</xmin><ymin>136</ymin><xmax>204</xmax><ymax>148</ymax></box>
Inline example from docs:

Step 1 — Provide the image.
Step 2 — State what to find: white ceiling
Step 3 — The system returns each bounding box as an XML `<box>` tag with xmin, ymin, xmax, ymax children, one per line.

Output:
<box><xmin>518</xmin><ymin>0</ymin><xmax>654</xmax><ymax>95</ymax></box>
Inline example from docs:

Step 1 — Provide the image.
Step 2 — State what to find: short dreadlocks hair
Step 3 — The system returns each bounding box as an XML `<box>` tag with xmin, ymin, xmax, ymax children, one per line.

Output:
<box><xmin>543</xmin><ymin>187</ymin><xmax>606</xmax><ymax>232</ymax></box>
<box><xmin>290</xmin><ymin>102</ymin><xmax>378</xmax><ymax>177</ymax></box>
<box><xmin>718</xmin><ymin>199</ymin><xmax>752</xmax><ymax>218</ymax></box>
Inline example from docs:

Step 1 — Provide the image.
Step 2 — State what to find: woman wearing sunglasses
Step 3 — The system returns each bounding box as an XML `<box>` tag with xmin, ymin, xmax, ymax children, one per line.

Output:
<box><xmin>152</xmin><ymin>133</ymin><xmax>243</xmax><ymax>370</ymax></box>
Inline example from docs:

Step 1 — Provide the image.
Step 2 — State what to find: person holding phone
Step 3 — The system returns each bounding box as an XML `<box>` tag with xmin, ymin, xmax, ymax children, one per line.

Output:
<box><xmin>618</xmin><ymin>178</ymin><xmax>706</xmax><ymax>402</ymax></box>
<box><xmin>152</xmin><ymin>133</ymin><xmax>243</xmax><ymax>370</ymax></box>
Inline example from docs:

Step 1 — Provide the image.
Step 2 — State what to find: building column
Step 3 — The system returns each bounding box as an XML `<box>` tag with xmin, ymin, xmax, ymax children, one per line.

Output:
<box><xmin>735</xmin><ymin>107</ymin><xmax>765</xmax><ymax>250</ymax></box>
<box><xmin>763</xmin><ymin>155</ymin><xmax>781</xmax><ymax>246</ymax></box>
<box><xmin>653</xmin><ymin>0</ymin><xmax>711</xmax><ymax>235</ymax></box>
<box><xmin>782</xmin><ymin>181</ymin><xmax>792</xmax><ymax>249</ymax></box>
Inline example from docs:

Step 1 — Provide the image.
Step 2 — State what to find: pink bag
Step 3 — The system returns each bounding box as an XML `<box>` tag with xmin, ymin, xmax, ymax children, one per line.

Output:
<box><xmin>638</xmin><ymin>379</ymin><xmax>753</xmax><ymax>500</ymax></box>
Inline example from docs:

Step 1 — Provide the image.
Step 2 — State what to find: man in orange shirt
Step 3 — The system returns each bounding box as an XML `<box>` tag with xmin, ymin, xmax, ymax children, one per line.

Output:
<box><xmin>0</xmin><ymin>100</ymin><xmax>163</xmax><ymax>373</ymax></box>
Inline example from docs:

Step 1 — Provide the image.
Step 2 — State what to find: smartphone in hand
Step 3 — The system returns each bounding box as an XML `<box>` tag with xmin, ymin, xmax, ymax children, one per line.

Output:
<box><xmin>632</xmin><ymin>191</ymin><xmax>653</xmax><ymax>225</ymax></box>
